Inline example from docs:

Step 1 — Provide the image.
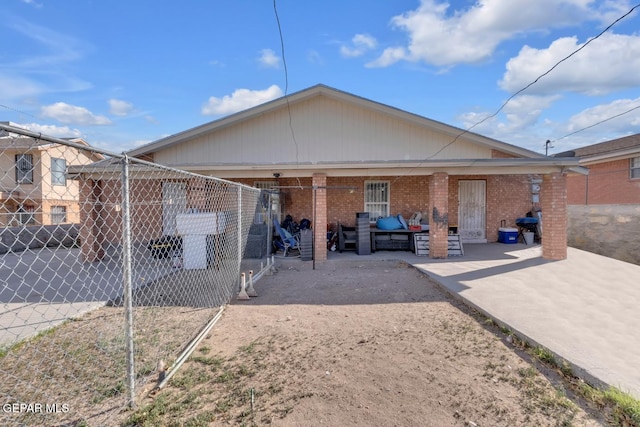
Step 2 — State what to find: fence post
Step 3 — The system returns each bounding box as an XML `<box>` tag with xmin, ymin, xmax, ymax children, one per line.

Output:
<box><xmin>120</xmin><ymin>155</ymin><xmax>136</xmax><ymax>408</ymax></box>
<box><xmin>237</xmin><ymin>187</ymin><xmax>242</xmax><ymax>269</ymax></box>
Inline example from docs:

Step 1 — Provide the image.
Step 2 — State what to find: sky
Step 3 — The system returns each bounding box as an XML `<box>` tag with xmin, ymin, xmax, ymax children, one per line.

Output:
<box><xmin>2</xmin><ymin>0</ymin><xmax>640</xmax><ymax>156</ymax></box>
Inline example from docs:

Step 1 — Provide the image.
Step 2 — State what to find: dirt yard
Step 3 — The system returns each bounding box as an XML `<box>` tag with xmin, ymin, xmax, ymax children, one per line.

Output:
<box><xmin>127</xmin><ymin>259</ymin><xmax>606</xmax><ymax>426</ymax></box>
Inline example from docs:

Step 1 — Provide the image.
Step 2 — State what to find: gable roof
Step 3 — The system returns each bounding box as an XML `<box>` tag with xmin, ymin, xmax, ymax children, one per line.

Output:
<box><xmin>554</xmin><ymin>133</ymin><xmax>640</xmax><ymax>163</ymax></box>
<box><xmin>129</xmin><ymin>84</ymin><xmax>543</xmax><ymax>160</ymax></box>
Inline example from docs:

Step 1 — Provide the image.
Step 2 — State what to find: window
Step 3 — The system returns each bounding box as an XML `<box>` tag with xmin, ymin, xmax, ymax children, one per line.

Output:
<box><xmin>631</xmin><ymin>157</ymin><xmax>640</xmax><ymax>179</ymax></box>
<box><xmin>364</xmin><ymin>180</ymin><xmax>390</xmax><ymax>220</ymax></box>
<box><xmin>254</xmin><ymin>181</ymin><xmax>279</xmax><ymax>224</ymax></box>
<box><xmin>17</xmin><ymin>205</ymin><xmax>35</xmax><ymax>225</ymax></box>
<box><xmin>51</xmin><ymin>206</ymin><xmax>67</xmax><ymax>224</ymax></box>
<box><xmin>51</xmin><ymin>158</ymin><xmax>67</xmax><ymax>186</ymax></box>
<box><xmin>15</xmin><ymin>154</ymin><xmax>34</xmax><ymax>184</ymax></box>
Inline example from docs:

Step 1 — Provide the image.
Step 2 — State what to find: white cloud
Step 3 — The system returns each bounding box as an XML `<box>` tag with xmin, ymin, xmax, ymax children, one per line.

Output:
<box><xmin>0</xmin><ymin>73</ymin><xmax>44</xmax><ymax>99</ymax></box>
<box><xmin>108</xmin><ymin>99</ymin><xmax>134</xmax><ymax>116</ymax></box>
<box><xmin>366</xmin><ymin>47</ymin><xmax>406</xmax><ymax>68</ymax></box>
<box><xmin>564</xmin><ymin>97</ymin><xmax>640</xmax><ymax>135</ymax></box>
<box><xmin>201</xmin><ymin>85</ymin><xmax>283</xmax><ymax>116</ymax></box>
<box><xmin>41</xmin><ymin>102</ymin><xmax>111</xmax><ymax>125</ymax></box>
<box><xmin>258</xmin><ymin>49</ymin><xmax>280</xmax><ymax>68</ymax></box>
<box><xmin>459</xmin><ymin>94</ymin><xmax>560</xmax><ymax>135</ymax></box>
<box><xmin>340</xmin><ymin>34</ymin><xmax>377</xmax><ymax>58</ymax></box>
<box><xmin>500</xmin><ymin>33</ymin><xmax>640</xmax><ymax>96</ymax></box>
<box><xmin>1</xmin><ymin>19</ymin><xmax>92</xmax><ymax>102</ymax></box>
<box><xmin>19</xmin><ymin>122</ymin><xmax>83</xmax><ymax>138</ymax></box>
<box><xmin>370</xmin><ymin>0</ymin><xmax>621</xmax><ymax>68</ymax></box>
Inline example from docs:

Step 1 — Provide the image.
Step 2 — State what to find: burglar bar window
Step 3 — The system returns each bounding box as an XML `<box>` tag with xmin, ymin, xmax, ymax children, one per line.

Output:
<box><xmin>51</xmin><ymin>206</ymin><xmax>67</xmax><ymax>224</ymax></box>
<box><xmin>364</xmin><ymin>180</ymin><xmax>390</xmax><ymax>221</ymax></box>
<box><xmin>15</xmin><ymin>154</ymin><xmax>34</xmax><ymax>184</ymax></box>
<box><xmin>631</xmin><ymin>157</ymin><xmax>640</xmax><ymax>179</ymax></box>
<box><xmin>18</xmin><ymin>205</ymin><xmax>35</xmax><ymax>225</ymax></box>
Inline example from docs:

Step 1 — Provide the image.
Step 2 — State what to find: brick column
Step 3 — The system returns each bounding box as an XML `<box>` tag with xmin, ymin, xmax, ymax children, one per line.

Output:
<box><xmin>312</xmin><ymin>173</ymin><xmax>327</xmax><ymax>262</ymax></box>
<box><xmin>79</xmin><ymin>178</ymin><xmax>105</xmax><ymax>262</ymax></box>
<box><xmin>428</xmin><ymin>172</ymin><xmax>449</xmax><ymax>258</ymax></box>
<box><xmin>541</xmin><ymin>172</ymin><xmax>567</xmax><ymax>260</ymax></box>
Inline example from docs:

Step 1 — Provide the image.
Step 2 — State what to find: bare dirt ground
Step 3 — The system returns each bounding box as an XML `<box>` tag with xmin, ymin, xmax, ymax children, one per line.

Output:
<box><xmin>126</xmin><ymin>259</ymin><xmax>607</xmax><ymax>426</ymax></box>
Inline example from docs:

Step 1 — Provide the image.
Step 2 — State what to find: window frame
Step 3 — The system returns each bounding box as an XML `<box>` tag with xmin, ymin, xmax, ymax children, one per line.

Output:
<box><xmin>631</xmin><ymin>156</ymin><xmax>640</xmax><ymax>180</ymax></box>
<box><xmin>51</xmin><ymin>158</ymin><xmax>67</xmax><ymax>186</ymax></box>
<box><xmin>17</xmin><ymin>205</ymin><xmax>35</xmax><ymax>225</ymax></box>
<box><xmin>364</xmin><ymin>180</ymin><xmax>390</xmax><ymax>222</ymax></box>
<box><xmin>15</xmin><ymin>154</ymin><xmax>34</xmax><ymax>184</ymax></box>
<box><xmin>51</xmin><ymin>205</ymin><xmax>67</xmax><ymax>224</ymax></box>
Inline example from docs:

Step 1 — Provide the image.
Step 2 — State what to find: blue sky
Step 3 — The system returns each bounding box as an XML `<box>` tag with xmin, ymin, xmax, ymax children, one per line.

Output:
<box><xmin>2</xmin><ymin>0</ymin><xmax>640</xmax><ymax>155</ymax></box>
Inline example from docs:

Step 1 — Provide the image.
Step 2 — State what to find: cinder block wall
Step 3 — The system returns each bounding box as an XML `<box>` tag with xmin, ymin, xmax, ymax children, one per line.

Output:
<box><xmin>567</xmin><ymin>204</ymin><xmax>640</xmax><ymax>265</ymax></box>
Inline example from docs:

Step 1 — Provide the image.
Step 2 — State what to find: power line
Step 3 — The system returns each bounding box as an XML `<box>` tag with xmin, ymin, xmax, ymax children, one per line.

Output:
<box><xmin>392</xmin><ymin>2</ymin><xmax>640</xmax><ymax>182</ymax></box>
<box><xmin>552</xmin><ymin>103</ymin><xmax>640</xmax><ymax>143</ymax></box>
<box><xmin>273</xmin><ymin>0</ymin><xmax>302</xmax><ymax>188</ymax></box>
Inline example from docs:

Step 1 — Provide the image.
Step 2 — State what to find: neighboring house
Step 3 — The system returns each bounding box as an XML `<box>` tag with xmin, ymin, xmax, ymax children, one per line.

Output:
<box><xmin>554</xmin><ymin>134</ymin><xmax>640</xmax><ymax>265</ymax></box>
<box><xmin>80</xmin><ymin>85</ymin><xmax>583</xmax><ymax>262</ymax></box>
<box><xmin>554</xmin><ymin>134</ymin><xmax>640</xmax><ymax>205</ymax></box>
<box><xmin>0</xmin><ymin>128</ymin><xmax>103</xmax><ymax>227</ymax></box>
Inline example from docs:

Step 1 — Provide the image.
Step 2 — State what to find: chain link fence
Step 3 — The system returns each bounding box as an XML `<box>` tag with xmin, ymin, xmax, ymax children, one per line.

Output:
<box><xmin>0</xmin><ymin>125</ymin><xmax>264</xmax><ymax>425</ymax></box>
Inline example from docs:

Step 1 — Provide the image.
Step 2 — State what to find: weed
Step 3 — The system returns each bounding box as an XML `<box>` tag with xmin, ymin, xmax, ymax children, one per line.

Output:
<box><xmin>215</xmin><ymin>368</ymin><xmax>237</xmax><ymax>384</ymax></box>
<box><xmin>191</xmin><ymin>355</ymin><xmax>224</xmax><ymax>368</ymax></box>
<box><xmin>91</xmin><ymin>381</ymin><xmax>125</xmax><ymax>404</ymax></box>
<box><xmin>532</xmin><ymin>346</ymin><xmax>556</xmax><ymax>367</ymax></box>
<box><xmin>198</xmin><ymin>345</ymin><xmax>211</xmax><ymax>354</ymax></box>
<box><xmin>171</xmin><ymin>366</ymin><xmax>211</xmax><ymax>389</ymax></box>
<box><xmin>183</xmin><ymin>411</ymin><xmax>216</xmax><ymax>426</ymax></box>
<box><xmin>125</xmin><ymin>394</ymin><xmax>169</xmax><ymax>426</ymax></box>
<box><xmin>240</xmin><ymin>341</ymin><xmax>258</xmax><ymax>354</ymax></box>
<box><xmin>602</xmin><ymin>387</ymin><xmax>640</xmax><ymax>425</ymax></box>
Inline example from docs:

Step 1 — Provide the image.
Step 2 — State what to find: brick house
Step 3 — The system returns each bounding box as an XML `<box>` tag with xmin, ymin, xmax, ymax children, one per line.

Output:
<box><xmin>0</xmin><ymin>129</ymin><xmax>103</xmax><ymax>227</ymax></box>
<box><xmin>86</xmin><ymin>85</ymin><xmax>583</xmax><ymax>261</ymax></box>
<box><xmin>554</xmin><ymin>134</ymin><xmax>640</xmax><ymax>205</ymax></box>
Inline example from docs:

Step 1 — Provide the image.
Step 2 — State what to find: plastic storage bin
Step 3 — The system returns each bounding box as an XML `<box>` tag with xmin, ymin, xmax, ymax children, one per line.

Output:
<box><xmin>498</xmin><ymin>227</ymin><xmax>518</xmax><ymax>244</ymax></box>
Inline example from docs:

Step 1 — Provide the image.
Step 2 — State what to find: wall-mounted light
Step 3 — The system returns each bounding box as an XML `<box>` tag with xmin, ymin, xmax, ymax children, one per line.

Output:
<box><xmin>273</xmin><ymin>172</ymin><xmax>281</xmax><ymax>178</ymax></box>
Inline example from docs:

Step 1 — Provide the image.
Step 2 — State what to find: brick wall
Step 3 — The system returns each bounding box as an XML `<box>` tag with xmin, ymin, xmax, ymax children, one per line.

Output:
<box><xmin>567</xmin><ymin>158</ymin><xmax>640</xmax><ymax>205</ymax></box>
<box><xmin>234</xmin><ymin>174</ymin><xmax>534</xmax><ymax>241</ymax></box>
<box><xmin>312</xmin><ymin>174</ymin><xmax>327</xmax><ymax>261</ymax></box>
<box><xmin>541</xmin><ymin>172</ymin><xmax>567</xmax><ymax>260</ymax></box>
<box><xmin>429</xmin><ymin>173</ymin><xmax>449</xmax><ymax>258</ymax></box>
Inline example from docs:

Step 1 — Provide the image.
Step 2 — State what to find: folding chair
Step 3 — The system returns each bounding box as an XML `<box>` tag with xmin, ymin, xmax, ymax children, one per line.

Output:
<box><xmin>273</xmin><ymin>218</ymin><xmax>301</xmax><ymax>257</ymax></box>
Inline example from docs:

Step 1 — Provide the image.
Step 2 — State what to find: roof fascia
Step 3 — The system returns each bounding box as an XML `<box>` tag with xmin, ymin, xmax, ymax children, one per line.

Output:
<box><xmin>579</xmin><ymin>147</ymin><xmax>640</xmax><ymax>164</ymax></box>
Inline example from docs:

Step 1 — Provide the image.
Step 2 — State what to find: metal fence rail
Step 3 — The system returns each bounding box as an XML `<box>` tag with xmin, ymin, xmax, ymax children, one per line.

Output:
<box><xmin>0</xmin><ymin>125</ymin><xmax>262</xmax><ymax>425</ymax></box>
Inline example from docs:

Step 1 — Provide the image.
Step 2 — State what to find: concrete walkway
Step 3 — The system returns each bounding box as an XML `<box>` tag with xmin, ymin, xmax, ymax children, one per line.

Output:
<box><xmin>326</xmin><ymin>243</ymin><xmax>640</xmax><ymax>399</ymax></box>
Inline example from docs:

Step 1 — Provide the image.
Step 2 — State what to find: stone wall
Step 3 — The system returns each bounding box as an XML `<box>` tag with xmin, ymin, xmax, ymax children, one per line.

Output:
<box><xmin>0</xmin><ymin>223</ymin><xmax>79</xmax><ymax>254</ymax></box>
<box><xmin>567</xmin><ymin>204</ymin><xmax>640</xmax><ymax>265</ymax></box>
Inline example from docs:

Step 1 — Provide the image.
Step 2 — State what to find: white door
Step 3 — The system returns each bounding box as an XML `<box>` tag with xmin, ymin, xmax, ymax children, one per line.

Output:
<box><xmin>162</xmin><ymin>182</ymin><xmax>187</xmax><ymax>235</ymax></box>
<box><xmin>458</xmin><ymin>180</ymin><xmax>486</xmax><ymax>243</ymax></box>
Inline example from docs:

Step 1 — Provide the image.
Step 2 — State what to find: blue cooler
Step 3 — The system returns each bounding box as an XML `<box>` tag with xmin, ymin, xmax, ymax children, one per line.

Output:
<box><xmin>498</xmin><ymin>227</ymin><xmax>518</xmax><ymax>244</ymax></box>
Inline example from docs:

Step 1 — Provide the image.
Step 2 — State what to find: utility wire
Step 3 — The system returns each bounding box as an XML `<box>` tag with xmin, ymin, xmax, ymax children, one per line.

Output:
<box><xmin>395</xmin><ymin>1</ymin><xmax>640</xmax><ymax>179</ymax></box>
<box><xmin>273</xmin><ymin>0</ymin><xmax>302</xmax><ymax>189</ymax></box>
<box><xmin>552</xmin><ymin>103</ymin><xmax>640</xmax><ymax>143</ymax></box>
